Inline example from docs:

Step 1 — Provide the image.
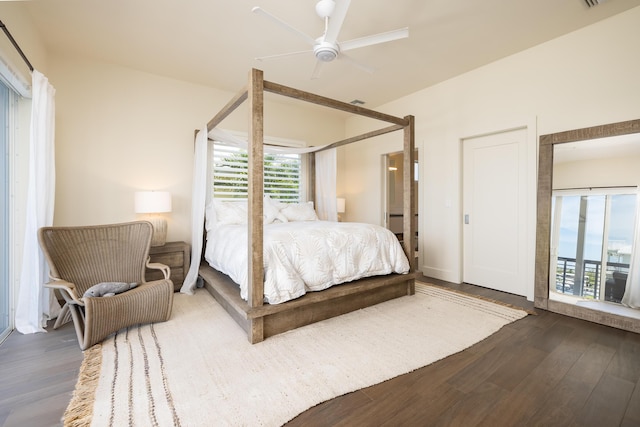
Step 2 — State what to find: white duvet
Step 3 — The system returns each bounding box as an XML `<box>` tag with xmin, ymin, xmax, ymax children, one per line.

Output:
<box><xmin>204</xmin><ymin>220</ymin><xmax>410</xmax><ymax>304</ymax></box>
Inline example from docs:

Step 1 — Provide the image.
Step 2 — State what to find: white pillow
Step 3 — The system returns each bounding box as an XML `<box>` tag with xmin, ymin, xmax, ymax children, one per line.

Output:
<box><xmin>214</xmin><ymin>200</ymin><xmax>248</xmax><ymax>225</ymax></box>
<box><xmin>264</xmin><ymin>196</ymin><xmax>288</xmax><ymax>224</ymax></box>
<box><xmin>281</xmin><ymin>201</ymin><xmax>318</xmax><ymax>221</ymax></box>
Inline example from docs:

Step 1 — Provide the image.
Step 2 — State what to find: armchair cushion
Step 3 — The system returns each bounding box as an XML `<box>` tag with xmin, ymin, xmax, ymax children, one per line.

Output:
<box><xmin>83</xmin><ymin>282</ymin><xmax>138</xmax><ymax>298</ymax></box>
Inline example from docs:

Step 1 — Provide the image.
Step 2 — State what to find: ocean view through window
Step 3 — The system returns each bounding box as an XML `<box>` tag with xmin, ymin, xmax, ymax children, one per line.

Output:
<box><xmin>551</xmin><ymin>190</ymin><xmax>636</xmax><ymax>302</ymax></box>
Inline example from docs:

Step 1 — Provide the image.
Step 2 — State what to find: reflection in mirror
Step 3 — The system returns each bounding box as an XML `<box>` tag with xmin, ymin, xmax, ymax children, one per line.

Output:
<box><xmin>535</xmin><ymin>120</ymin><xmax>640</xmax><ymax>333</ymax></box>
<box><xmin>551</xmin><ymin>136</ymin><xmax>640</xmax><ymax>319</ymax></box>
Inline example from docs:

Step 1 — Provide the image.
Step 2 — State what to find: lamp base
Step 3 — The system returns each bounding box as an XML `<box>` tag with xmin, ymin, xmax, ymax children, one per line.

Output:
<box><xmin>144</xmin><ymin>215</ymin><xmax>167</xmax><ymax>246</ymax></box>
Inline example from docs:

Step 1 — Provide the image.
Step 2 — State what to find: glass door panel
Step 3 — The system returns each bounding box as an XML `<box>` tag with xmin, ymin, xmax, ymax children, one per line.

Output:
<box><xmin>552</xmin><ymin>191</ymin><xmax>636</xmax><ymax>303</ymax></box>
<box><xmin>581</xmin><ymin>196</ymin><xmax>605</xmax><ymax>299</ymax></box>
<box><xmin>0</xmin><ymin>81</ymin><xmax>10</xmax><ymax>343</ymax></box>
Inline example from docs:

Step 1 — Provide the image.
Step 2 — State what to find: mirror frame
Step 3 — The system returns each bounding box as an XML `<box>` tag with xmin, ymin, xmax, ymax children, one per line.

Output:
<box><xmin>534</xmin><ymin>118</ymin><xmax>640</xmax><ymax>332</ymax></box>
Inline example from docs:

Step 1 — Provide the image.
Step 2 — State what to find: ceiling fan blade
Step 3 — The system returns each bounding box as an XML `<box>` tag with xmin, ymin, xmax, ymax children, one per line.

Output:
<box><xmin>323</xmin><ymin>0</ymin><xmax>351</xmax><ymax>44</ymax></box>
<box><xmin>340</xmin><ymin>53</ymin><xmax>376</xmax><ymax>74</ymax></box>
<box><xmin>252</xmin><ymin>7</ymin><xmax>316</xmax><ymax>47</ymax></box>
<box><xmin>340</xmin><ymin>27</ymin><xmax>409</xmax><ymax>52</ymax></box>
<box><xmin>256</xmin><ymin>49</ymin><xmax>312</xmax><ymax>62</ymax></box>
<box><xmin>311</xmin><ymin>60</ymin><xmax>324</xmax><ymax>80</ymax></box>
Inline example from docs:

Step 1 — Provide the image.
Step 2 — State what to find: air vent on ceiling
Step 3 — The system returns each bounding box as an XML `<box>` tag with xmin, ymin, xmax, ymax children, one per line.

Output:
<box><xmin>584</xmin><ymin>0</ymin><xmax>607</xmax><ymax>7</ymax></box>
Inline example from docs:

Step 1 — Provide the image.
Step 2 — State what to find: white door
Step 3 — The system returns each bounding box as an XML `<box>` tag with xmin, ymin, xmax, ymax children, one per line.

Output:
<box><xmin>462</xmin><ymin>128</ymin><xmax>527</xmax><ymax>296</ymax></box>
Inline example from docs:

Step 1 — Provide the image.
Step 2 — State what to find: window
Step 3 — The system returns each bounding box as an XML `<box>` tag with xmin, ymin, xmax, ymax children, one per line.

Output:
<box><xmin>551</xmin><ymin>189</ymin><xmax>637</xmax><ymax>302</ymax></box>
<box><xmin>212</xmin><ymin>139</ymin><xmax>304</xmax><ymax>202</ymax></box>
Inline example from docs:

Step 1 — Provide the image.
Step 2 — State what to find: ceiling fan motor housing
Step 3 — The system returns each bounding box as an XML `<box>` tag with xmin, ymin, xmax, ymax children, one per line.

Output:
<box><xmin>314</xmin><ymin>39</ymin><xmax>339</xmax><ymax>62</ymax></box>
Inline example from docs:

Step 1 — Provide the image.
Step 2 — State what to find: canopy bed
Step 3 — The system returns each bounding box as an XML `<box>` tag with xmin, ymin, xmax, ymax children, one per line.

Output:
<box><xmin>194</xmin><ymin>68</ymin><xmax>416</xmax><ymax>344</ymax></box>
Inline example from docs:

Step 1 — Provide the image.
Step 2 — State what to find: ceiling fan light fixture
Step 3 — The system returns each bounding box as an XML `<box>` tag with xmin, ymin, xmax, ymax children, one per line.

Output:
<box><xmin>315</xmin><ymin>0</ymin><xmax>336</xmax><ymax>18</ymax></box>
<box><xmin>314</xmin><ymin>40</ymin><xmax>339</xmax><ymax>62</ymax></box>
<box><xmin>316</xmin><ymin>48</ymin><xmax>337</xmax><ymax>62</ymax></box>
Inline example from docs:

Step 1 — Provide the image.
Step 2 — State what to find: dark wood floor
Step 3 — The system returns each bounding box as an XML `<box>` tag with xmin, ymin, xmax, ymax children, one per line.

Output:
<box><xmin>1</xmin><ymin>276</ymin><xmax>639</xmax><ymax>427</ymax></box>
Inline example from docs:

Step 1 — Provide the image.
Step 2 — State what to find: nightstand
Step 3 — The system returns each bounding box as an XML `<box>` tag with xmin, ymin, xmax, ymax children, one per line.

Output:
<box><xmin>146</xmin><ymin>241</ymin><xmax>190</xmax><ymax>292</ymax></box>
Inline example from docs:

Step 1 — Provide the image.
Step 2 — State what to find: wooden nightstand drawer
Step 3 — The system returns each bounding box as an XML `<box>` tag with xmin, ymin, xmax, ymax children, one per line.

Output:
<box><xmin>146</xmin><ymin>241</ymin><xmax>190</xmax><ymax>292</ymax></box>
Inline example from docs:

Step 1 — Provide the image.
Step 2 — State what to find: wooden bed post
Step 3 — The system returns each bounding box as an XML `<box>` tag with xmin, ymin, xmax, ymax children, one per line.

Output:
<box><xmin>248</xmin><ymin>68</ymin><xmax>265</xmax><ymax>343</ymax></box>
<box><xmin>403</xmin><ymin>115</ymin><xmax>416</xmax><ymax>295</ymax></box>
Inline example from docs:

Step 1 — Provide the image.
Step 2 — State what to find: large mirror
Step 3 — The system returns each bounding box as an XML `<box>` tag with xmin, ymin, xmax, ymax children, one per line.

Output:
<box><xmin>535</xmin><ymin>119</ymin><xmax>640</xmax><ymax>333</ymax></box>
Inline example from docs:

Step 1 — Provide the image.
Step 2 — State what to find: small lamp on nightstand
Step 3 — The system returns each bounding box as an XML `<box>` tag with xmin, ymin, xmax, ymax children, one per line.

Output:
<box><xmin>135</xmin><ymin>191</ymin><xmax>172</xmax><ymax>246</ymax></box>
<box><xmin>337</xmin><ymin>197</ymin><xmax>346</xmax><ymax>222</ymax></box>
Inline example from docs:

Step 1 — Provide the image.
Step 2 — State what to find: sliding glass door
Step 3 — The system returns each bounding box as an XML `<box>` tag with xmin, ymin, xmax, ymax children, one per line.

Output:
<box><xmin>0</xmin><ymin>81</ymin><xmax>10</xmax><ymax>343</ymax></box>
<box><xmin>551</xmin><ymin>189</ymin><xmax>636</xmax><ymax>302</ymax></box>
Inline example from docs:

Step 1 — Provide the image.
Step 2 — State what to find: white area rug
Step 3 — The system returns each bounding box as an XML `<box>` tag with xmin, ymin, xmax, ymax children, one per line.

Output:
<box><xmin>64</xmin><ymin>282</ymin><xmax>528</xmax><ymax>426</ymax></box>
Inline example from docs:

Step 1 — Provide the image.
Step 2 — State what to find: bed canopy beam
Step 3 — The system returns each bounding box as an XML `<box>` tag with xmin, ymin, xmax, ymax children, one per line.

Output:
<box><xmin>207</xmin><ymin>86</ymin><xmax>248</xmax><ymax>132</ymax></box>
<box><xmin>263</xmin><ymin>80</ymin><xmax>408</xmax><ymax>126</ymax></box>
<box><xmin>316</xmin><ymin>124</ymin><xmax>405</xmax><ymax>152</ymax></box>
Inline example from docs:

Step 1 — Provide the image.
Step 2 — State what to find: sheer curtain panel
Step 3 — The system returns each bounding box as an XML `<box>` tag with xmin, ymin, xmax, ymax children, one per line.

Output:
<box><xmin>15</xmin><ymin>70</ymin><xmax>60</xmax><ymax>333</ymax></box>
<box><xmin>181</xmin><ymin>127</ymin><xmax>208</xmax><ymax>294</ymax></box>
<box><xmin>315</xmin><ymin>148</ymin><xmax>337</xmax><ymax>221</ymax></box>
<box><xmin>622</xmin><ymin>191</ymin><xmax>640</xmax><ymax>309</ymax></box>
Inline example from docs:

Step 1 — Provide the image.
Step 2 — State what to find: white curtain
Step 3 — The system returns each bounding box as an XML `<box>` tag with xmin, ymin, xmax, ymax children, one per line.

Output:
<box><xmin>621</xmin><ymin>191</ymin><xmax>640</xmax><ymax>309</ymax></box>
<box><xmin>181</xmin><ymin>127</ymin><xmax>208</xmax><ymax>294</ymax></box>
<box><xmin>15</xmin><ymin>70</ymin><xmax>60</xmax><ymax>334</ymax></box>
<box><xmin>315</xmin><ymin>148</ymin><xmax>337</xmax><ymax>221</ymax></box>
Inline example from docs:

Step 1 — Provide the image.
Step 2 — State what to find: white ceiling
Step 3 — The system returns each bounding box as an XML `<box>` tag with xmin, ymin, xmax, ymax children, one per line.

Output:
<box><xmin>24</xmin><ymin>0</ymin><xmax>640</xmax><ymax>108</ymax></box>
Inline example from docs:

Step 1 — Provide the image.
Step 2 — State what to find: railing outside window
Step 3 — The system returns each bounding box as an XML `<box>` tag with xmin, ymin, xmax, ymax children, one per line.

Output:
<box><xmin>555</xmin><ymin>256</ymin><xmax>629</xmax><ymax>301</ymax></box>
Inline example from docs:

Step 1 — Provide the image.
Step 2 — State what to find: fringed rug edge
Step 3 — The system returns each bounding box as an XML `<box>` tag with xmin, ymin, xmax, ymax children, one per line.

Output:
<box><xmin>63</xmin><ymin>343</ymin><xmax>102</xmax><ymax>427</ymax></box>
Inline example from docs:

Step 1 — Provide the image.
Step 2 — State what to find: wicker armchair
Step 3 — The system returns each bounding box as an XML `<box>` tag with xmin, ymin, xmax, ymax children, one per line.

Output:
<box><xmin>38</xmin><ymin>221</ymin><xmax>174</xmax><ymax>350</ymax></box>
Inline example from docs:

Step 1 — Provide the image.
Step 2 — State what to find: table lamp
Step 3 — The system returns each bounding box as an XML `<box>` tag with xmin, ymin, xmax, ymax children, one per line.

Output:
<box><xmin>337</xmin><ymin>197</ymin><xmax>346</xmax><ymax>221</ymax></box>
<box><xmin>135</xmin><ymin>191</ymin><xmax>172</xmax><ymax>246</ymax></box>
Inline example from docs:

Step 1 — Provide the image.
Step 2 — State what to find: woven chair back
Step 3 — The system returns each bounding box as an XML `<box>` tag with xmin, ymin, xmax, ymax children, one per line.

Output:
<box><xmin>39</xmin><ymin>221</ymin><xmax>153</xmax><ymax>295</ymax></box>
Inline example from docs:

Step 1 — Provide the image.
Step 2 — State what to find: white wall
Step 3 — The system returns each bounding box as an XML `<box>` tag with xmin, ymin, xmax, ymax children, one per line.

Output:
<box><xmin>340</xmin><ymin>6</ymin><xmax>640</xmax><ymax>297</ymax></box>
<box><xmin>47</xmin><ymin>55</ymin><xmax>346</xmax><ymax>243</ymax></box>
<box><xmin>554</xmin><ymin>156</ymin><xmax>640</xmax><ymax>189</ymax></box>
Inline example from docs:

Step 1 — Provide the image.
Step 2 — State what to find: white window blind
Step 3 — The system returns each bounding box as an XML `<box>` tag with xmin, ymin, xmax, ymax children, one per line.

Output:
<box><xmin>213</xmin><ymin>142</ymin><xmax>302</xmax><ymax>202</ymax></box>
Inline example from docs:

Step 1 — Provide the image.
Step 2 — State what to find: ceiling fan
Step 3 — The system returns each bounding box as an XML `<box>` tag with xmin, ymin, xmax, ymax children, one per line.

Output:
<box><xmin>252</xmin><ymin>0</ymin><xmax>409</xmax><ymax>79</ymax></box>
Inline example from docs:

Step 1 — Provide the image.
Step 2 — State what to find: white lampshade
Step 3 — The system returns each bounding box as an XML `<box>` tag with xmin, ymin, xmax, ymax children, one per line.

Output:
<box><xmin>337</xmin><ymin>198</ymin><xmax>346</xmax><ymax>214</ymax></box>
<box><xmin>135</xmin><ymin>191</ymin><xmax>171</xmax><ymax>246</ymax></box>
<box><xmin>135</xmin><ymin>191</ymin><xmax>172</xmax><ymax>214</ymax></box>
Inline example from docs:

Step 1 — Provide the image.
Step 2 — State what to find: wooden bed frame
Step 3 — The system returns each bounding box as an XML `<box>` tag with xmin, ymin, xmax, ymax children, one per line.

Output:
<box><xmin>198</xmin><ymin>68</ymin><xmax>416</xmax><ymax>343</ymax></box>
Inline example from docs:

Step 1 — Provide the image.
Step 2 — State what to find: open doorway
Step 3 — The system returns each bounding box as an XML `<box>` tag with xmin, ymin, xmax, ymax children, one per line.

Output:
<box><xmin>384</xmin><ymin>151</ymin><xmax>418</xmax><ymax>254</ymax></box>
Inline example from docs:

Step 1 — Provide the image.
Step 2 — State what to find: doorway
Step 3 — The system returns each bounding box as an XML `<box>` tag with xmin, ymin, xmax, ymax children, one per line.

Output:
<box><xmin>462</xmin><ymin>128</ymin><xmax>528</xmax><ymax>296</ymax></box>
<box><xmin>384</xmin><ymin>151</ymin><xmax>418</xmax><ymax>253</ymax></box>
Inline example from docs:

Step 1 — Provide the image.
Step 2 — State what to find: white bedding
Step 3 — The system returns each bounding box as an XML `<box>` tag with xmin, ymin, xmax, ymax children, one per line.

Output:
<box><xmin>204</xmin><ymin>220</ymin><xmax>410</xmax><ymax>304</ymax></box>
